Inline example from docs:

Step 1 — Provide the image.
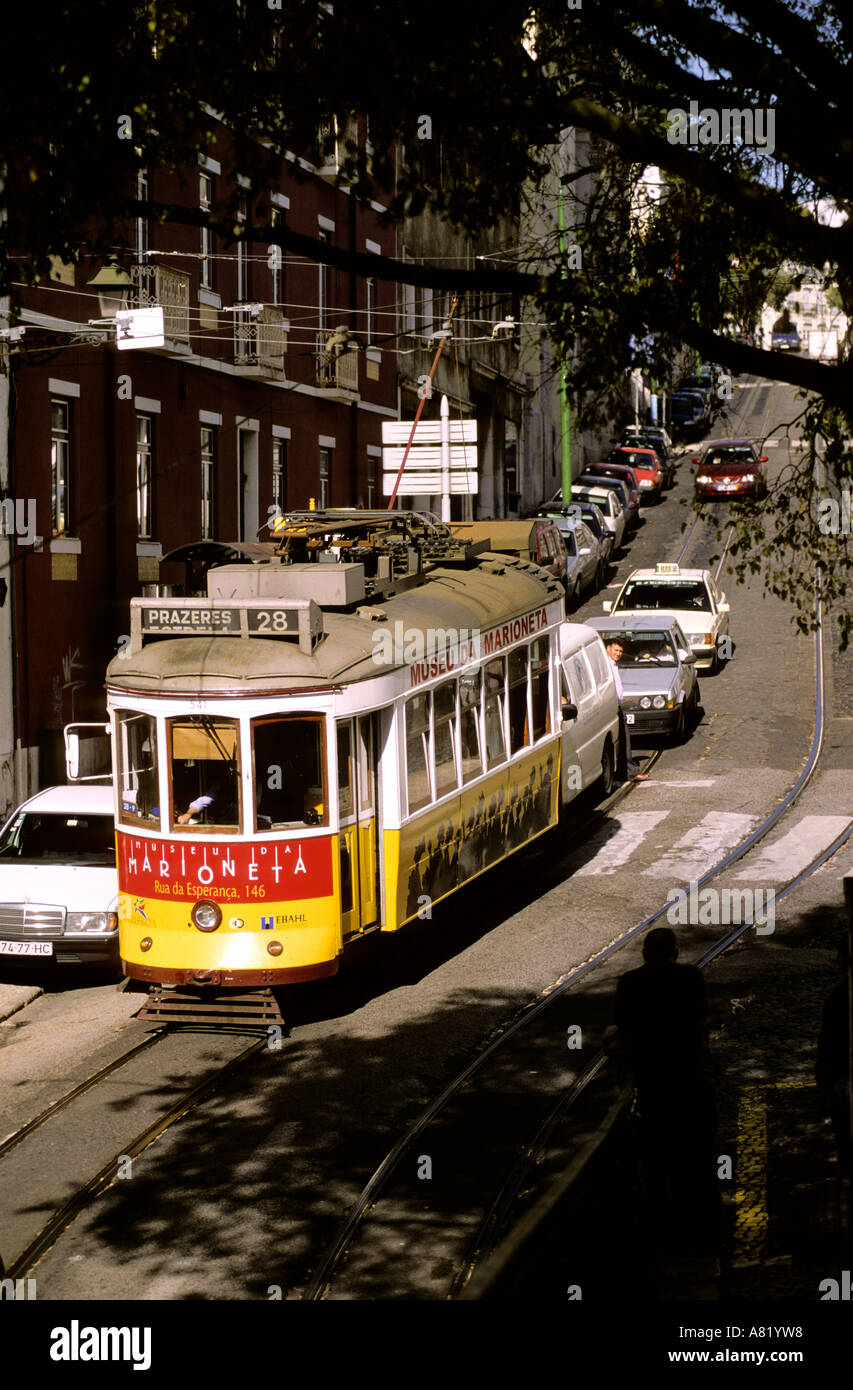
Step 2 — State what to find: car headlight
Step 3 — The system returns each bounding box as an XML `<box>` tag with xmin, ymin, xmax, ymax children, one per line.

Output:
<box><xmin>741</xmin><ymin>472</ymin><xmax>755</xmax><ymax>482</ymax></box>
<box><xmin>652</xmin><ymin>695</ymin><xmax>666</xmax><ymax>709</ymax></box>
<box><xmin>690</xmin><ymin>633</ymin><xmax>713</xmax><ymax>646</ymax></box>
<box><xmin>65</xmin><ymin>911</ymin><xmax>118</xmax><ymax>933</ymax></box>
<box><xmin>695</xmin><ymin>474</ymin><xmax>713</xmax><ymax>484</ymax></box>
<box><xmin>640</xmin><ymin>696</ymin><xmax>651</xmax><ymax>709</ymax></box>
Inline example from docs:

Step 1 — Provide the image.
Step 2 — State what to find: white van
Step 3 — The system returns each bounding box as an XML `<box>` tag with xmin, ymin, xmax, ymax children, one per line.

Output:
<box><xmin>558</xmin><ymin>623</ymin><xmax>621</xmax><ymax>802</ymax></box>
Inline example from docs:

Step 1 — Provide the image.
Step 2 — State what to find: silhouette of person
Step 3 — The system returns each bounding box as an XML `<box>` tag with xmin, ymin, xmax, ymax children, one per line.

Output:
<box><xmin>816</xmin><ymin>931</ymin><xmax>852</xmax><ymax>1173</ymax></box>
<box><xmin>615</xmin><ymin>926</ymin><xmax>719</xmax><ymax>1253</ymax></box>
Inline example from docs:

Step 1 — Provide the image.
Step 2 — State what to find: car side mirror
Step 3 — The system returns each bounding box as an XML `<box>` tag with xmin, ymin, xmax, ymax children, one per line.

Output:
<box><xmin>680</xmin><ymin>649</ymin><xmax>696</xmax><ymax>663</ymax></box>
<box><xmin>602</xmin><ymin>600</ymin><xmax>613</xmax><ymax>612</ymax></box>
<box><xmin>562</xmin><ymin>702</ymin><xmax>578</xmax><ymax>721</ymax></box>
<box><xmin>718</xmin><ymin>601</ymin><xmax>730</xmax><ymax>613</ymax></box>
<box><xmin>579</xmin><ymin>546</ymin><xmax>591</xmax><ymax>555</ymax></box>
<box><xmin>760</xmin><ymin>456</ymin><xmax>768</xmax><ymax>463</ymax></box>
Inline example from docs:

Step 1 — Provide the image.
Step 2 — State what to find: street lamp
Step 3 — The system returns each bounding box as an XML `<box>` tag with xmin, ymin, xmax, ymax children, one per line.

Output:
<box><xmin>86</xmin><ymin>259</ymin><xmax>134</xmax><ymax>321</ymax></box>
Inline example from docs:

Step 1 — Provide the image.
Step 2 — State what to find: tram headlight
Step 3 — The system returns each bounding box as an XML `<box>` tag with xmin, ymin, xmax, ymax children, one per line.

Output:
<box><xmin>267</xmin><ymin>941</ymin><xmax>283</xmax><ymax>956</ymax></box>
<box><xmin>192</xmin><ymin>901</ymin><xmax>222</xmax><ymax>932</ymax></box>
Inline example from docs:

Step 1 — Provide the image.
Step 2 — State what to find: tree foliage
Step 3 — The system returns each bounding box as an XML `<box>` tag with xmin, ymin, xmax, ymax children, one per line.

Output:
<box><xmin>4</xmin><ymin>0</ymin><xmax>853</xmax><ymax>634</ymax></box>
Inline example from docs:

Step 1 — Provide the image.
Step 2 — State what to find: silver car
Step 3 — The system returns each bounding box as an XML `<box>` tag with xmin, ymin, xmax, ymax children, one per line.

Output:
<box><xmin>586</xmin><ymin>614</ymin><xmax>700</xmax><ymax>742</ymax></box>
<box><xmin>537</xmin><ymin>512</ymin><xmax>604</xmax><ymax>602</ymax></box>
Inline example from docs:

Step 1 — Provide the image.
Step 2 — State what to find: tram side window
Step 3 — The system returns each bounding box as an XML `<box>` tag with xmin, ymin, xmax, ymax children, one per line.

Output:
<box><xmin>170</xmin><ymin>717</ymin><xmax>241</xmax><ymax>830</ymax></box>
<box><xmin>459</xmin><ymin>670</ymin><xmax>483</xmax><ymax>783</ymax></box>
<box><xmin>253</xmin><ymin>716</ymin><xmax>327</xmax><ymax>828</ymax></box>
<box><xmin>433</xmin><ymin>679</ymin><xmax>459</xmax><ymax>798</ymax></box>
<box><xmin>337</xmin><ymin>723</ymin><xmax>353</xmax><ymax>820</ymax></box>
<box><xmin>530</xmin><ymin>638</ymin><xmax>551</xmax><ymax>741</ymax></box>
<box><xmin>117</xmin><ymin>711</ymin><xmax>160</xmax><ymax>827</ymax></box>
<box><xmin>508</xmin><ymin>647</ymin><xmax>530</xmax><ymax>754</ymax></box>
<box><xmin>405</xmin><ymin>693</ymin><xmax>432</xmax><ymax>813</ymax></box>
<box><xmin>484</xmin><ymin>659</ymin><xmax>506</xmax><ymax>769</ymax></box>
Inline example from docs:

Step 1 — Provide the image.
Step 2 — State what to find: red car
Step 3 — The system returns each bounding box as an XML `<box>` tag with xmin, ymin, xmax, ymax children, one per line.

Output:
<box><xmin>693</xmin><ymin>440</ymin><xmax>768</xmax><ymax>501</ymax></box>
<box><xmin>607</xmin><ymin>446</ymin><xmax>668</xmax><ymax>501</ymax></box>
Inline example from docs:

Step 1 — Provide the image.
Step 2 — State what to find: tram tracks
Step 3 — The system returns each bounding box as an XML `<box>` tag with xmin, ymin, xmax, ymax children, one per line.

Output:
<box><xmin>302</xmin><ymin>410</ymin><xmax>837</xmax><ymax>1301</ymax></box>
<box><xmin>0</xmin><ymin>1027</ymin><xmax>266</xmax><ymax>1281</ymax></box>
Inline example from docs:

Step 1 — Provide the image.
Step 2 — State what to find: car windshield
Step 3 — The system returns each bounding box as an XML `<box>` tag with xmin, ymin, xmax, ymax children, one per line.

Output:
<box><xmin>612</xmin><ymin>452</ymin><xmax>653</xmax><ymax>470</ymax></box>
<box><xmin>0</xmin><ymin>812</ymin><xmax>116</xmax><ymax>865</ymax></box>
<box><xmin>604</xmin><ymin>632</ymin><xmax>678</xmax><ymax>666</ymax></box>
<box><xmin>703</xmin><ymin>448</ymin><xmax>755</xmax><ymax>468</ymax></box>
<box><xmin>616</xmin><ymin>580</ymin><xmax>711</xmax><ymax>612</ymax></box>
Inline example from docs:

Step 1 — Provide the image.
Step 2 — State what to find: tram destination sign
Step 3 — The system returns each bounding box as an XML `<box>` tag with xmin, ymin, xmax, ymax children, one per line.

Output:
<box><xmin>141</xmin><ymin>605</ymin><xmax>299</xmax><ymax>635</ymax></box>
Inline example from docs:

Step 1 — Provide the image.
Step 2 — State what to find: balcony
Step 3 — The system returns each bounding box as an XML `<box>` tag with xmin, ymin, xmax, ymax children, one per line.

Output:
<box><xmin>130</xmin><ymin>263</ymin><xmax>190</xmax><ymax>343</ymax></box>
<box><xmin>234</xmin><ymin>305</ymin><xmax>286</xmax><ymax>377</ymax></box>
<box><xmin>316</xmin><ymin>330</ymin><xmax>359</xmax><ymax>394</ymax></box>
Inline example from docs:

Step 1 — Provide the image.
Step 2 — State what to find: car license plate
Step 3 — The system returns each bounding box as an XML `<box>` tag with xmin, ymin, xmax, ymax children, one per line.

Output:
<box><xmin>718</xmin><ymin>482</ymin><xmax>739</xmax><ymax>491</ymax></box>
<box><xmin>0</xmin><ymin>940</ymin><xmax>53</xmax><ymax>956</ymax></box>
<box><xmin>625</xmin><ymin>712</ymin><xmax>635</xmax><ymax>724</ymax></box>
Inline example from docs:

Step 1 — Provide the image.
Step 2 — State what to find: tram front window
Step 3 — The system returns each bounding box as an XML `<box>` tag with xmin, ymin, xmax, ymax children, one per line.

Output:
<box><xmin>118</xmin><ymin>711</ymin><xmax>160</xmax><ymax>828</ymax></box>
<box><xmin>253</xmin><ymin>716</ymin><xmax>327</xmax><ymax>829</ymax></box>
<box><xmin>169</xmin><ymin>717</ymin><xmax>241</xmax><ymax>831</ymax></box>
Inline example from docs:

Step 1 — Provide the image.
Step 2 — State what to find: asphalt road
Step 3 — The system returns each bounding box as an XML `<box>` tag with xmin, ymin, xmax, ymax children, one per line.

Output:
<box><xmin>1</xmin><ymin>375</ymin><xmax>849</xmax><ymax>1301</ymax></box>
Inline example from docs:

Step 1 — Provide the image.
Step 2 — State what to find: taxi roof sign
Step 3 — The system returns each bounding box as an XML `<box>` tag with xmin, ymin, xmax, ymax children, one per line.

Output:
<box><xmin>655</xmin><ymin>562</ymin><xmax>681</xmax><ymax>574</ymax></box>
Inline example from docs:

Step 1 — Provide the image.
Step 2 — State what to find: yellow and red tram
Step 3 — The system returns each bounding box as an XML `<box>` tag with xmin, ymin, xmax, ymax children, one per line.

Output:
<box><xmin>104</xmin><ymin>515</ymin><xmax>614</xmax><ymax>1011</ymax></box>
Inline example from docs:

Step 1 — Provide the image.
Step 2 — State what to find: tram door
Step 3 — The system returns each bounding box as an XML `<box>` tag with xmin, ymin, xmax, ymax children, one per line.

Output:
<box><xmin>336</xmin><ymin>716</ymin><xmax>379</xmax><ymax>936</ymax></box>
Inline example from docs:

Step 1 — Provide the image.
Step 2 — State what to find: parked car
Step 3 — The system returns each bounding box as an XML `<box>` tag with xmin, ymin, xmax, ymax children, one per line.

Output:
<box><xmin>669</xmin><ymin>392</ymin><xmax>708</xmax><ymax>437</ymax></box>
<box><xmin>586</xmin><ymin>613</ymin><xmax>700</xmax><ymax>743</ymax></box>
<box><xmin>619</xmin><ymin>429</ymin><xmax>675</xmax><ymax>477</ymax></box>
<box><xmin>606</xmin><ymin>447</ymin><xmax>668</xmax><ymax>500</ymax></box>
<box><xmin>548</xmin><ymin>513</ymin><xmax>605</xmax><ymax>601</ymax></box>
<box><xmin>0</xmin><ymin>785</ymin><xmax>119</xmax><ymax>966</ymax></box>
<box><xmin>578</xmin><ymin>472</ymin><xmax>639</xmax><ymax>531</ymax></box>
<box><xmin>693</xmin><ymin>439</ymin><xmax>768</xmax><ymax>501</ymax></box>
<box><xmin>571</xmin><ymin>501</ymin><xmax>615</xmax><ymax>570</ymax></box>
<box><xmin>569</xmin><ymin>485</ymin><xmax>627</xmax><ymax>551</ymax></box>
<box><xmin>602</xmin><ymin>561</ymin><xmax>731</xmax><ymax>672</ymax></box>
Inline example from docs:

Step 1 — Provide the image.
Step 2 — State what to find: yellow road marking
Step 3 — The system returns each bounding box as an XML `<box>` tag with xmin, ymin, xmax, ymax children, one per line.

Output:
<box><xmin>733</xmin><ymin>1080</ymin><xmax>812</xmax><ymax>1265</ymax></box>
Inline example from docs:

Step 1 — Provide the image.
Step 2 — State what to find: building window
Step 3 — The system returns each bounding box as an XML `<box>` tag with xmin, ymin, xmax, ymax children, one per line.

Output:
<box><xmin>318</xmin><ymin>230</ymin><xmax>329</xmax><ymax>332</ymax></box>
<box><xmin>366</xmin><ymin>277</ymin><xmax>375</xmax><ymax>346</ymax></box>
<box><xmin>50</xmin><ymin>399</ymin><xmax>71</xmax><ymax>536</ymax></box>
<box><xmin>270</xmin><ymin>207</ymin><xmax>284</xmax><ymax>306</ymax></box>
<box><xmin>272</xmin><ymin>438</ymin><xmax>287</xmax><ymax>516</ymax></box>
<box><xmin>422</xmin><ymin>285</ymin><xmax>433</xmax><ymax>339</ymax></box>
<box><xmin>318</xmin><ymin>447</ymin><xmax>331</xmax><ymax>508</ymax></box>
<box><xmin>136</xmin><ymin>414</ymin><xmax>153</xmax><ymax>539</ymax></box>
<box><xmin>504</xmin><ymin>420</ymin><xmax>519</xmax><ymax>514</ymax></box>
<box><xmin>135</xmin><ymin>168</ymin><xmax>149</xmax><ymax>261</ymax></box>
<box><xmin>201</xmin><ymin>426</ymin><xmax>216</xmax><ymax>538</ymax></box>
<box><xmin>366</xmin><ymin>453</ymin><xmax>377</xmax><ymax>508</ymax></box>
<box><xmin>199</xmin><ymin>172</ymin><xmax>213</xmax><ymax>289</ymax></box>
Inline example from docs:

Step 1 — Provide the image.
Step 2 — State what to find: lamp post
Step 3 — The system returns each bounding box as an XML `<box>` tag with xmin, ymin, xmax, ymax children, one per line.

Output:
<box><xmin>86</xmin><ymin>259</ymin><xmax>134</xmax><ymax>321</ymax></box>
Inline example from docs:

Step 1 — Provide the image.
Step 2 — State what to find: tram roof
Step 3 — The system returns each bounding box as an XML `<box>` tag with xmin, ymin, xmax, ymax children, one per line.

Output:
<box><xmin>105</xmin><ymin>556</ymin><xmax>562</xmax><ymax>696</ymax></box>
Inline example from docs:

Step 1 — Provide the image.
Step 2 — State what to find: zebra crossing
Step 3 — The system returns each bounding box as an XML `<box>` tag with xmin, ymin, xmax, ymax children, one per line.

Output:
<box><xmin>569</xmin><ymin>808</ymin><xmax>851</xmax><ymax>882</ymax></box>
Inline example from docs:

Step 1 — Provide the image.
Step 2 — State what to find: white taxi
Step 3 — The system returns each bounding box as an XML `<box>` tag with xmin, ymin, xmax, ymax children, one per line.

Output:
<box><xmin>601</xmin><ymin>562</ymin><xmax>731</xmax><ymax>671</ymax></box>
